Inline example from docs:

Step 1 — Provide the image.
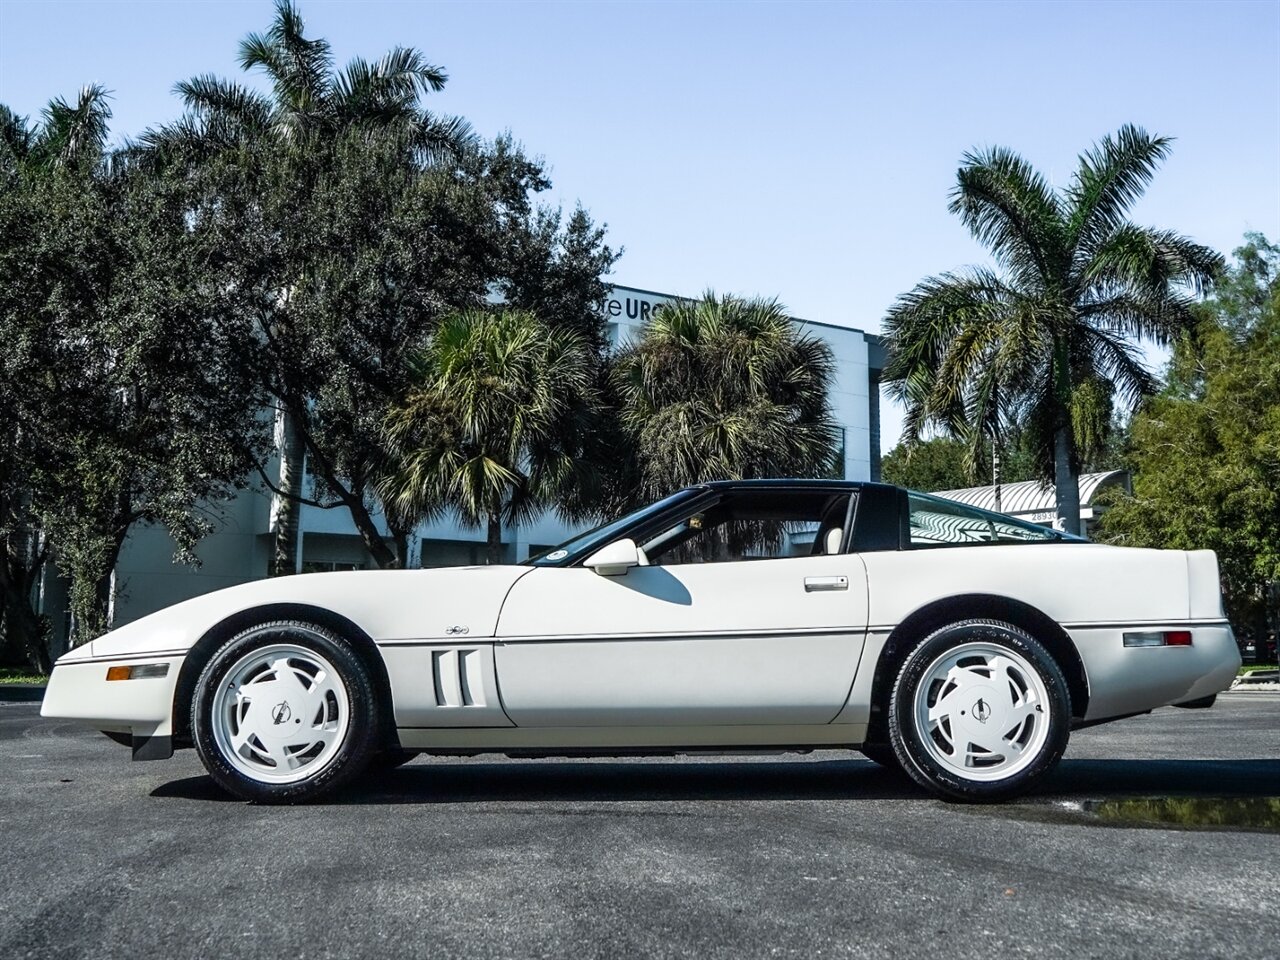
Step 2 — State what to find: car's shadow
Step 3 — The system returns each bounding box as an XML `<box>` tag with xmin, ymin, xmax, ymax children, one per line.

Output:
<box><xmin>150</xmin><ymin>756</ymin><xmax>1280</xmax><ymax>805</ymax></box>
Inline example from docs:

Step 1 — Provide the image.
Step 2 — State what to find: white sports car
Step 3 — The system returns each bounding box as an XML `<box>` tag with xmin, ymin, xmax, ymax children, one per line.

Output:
<box><xmin>41</xmin><ymin>480</ymin><xmax>1240</xmax><ymax>803</ymax></box>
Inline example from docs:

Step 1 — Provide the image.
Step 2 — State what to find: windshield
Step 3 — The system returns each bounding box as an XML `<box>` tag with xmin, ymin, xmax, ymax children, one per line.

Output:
<box><xmin>525</xmin><ymin>489</ymin><xmax>703</xmax><ymax>566</ymax></box>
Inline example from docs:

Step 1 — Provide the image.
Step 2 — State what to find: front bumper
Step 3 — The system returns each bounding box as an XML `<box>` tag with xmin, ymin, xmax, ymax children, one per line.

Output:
<box><xmin>1073</xmin><ymin>622</ymin><xmax>1240</xmax><ymax>721</ymax></box>
<box><xmin>41</xmin><ymin>653</ymin><xmax>187</xmax><ymax>759</ymax></box>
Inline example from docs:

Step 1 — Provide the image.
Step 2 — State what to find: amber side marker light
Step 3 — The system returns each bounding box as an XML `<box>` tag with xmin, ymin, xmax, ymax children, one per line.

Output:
<box><xmin>105</xmin><ymin>663</ymin><xmax>170</xmax><ymax>681</ymax></box>
<box><xmin>1123</xmin><ymin>631</ymin><xmax>1194</xmax><ymax>648</ymax></box>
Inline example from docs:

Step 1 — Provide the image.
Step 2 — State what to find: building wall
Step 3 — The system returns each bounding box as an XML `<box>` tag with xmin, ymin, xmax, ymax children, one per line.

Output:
<box><xmin>82</xmin><ymin>284</ymin><xmax>881</xmax><ymax>632</ymax></box>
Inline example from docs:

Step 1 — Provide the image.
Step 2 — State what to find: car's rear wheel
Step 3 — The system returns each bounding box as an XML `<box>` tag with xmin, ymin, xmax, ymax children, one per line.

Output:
<box><xmin>192</xmin><ymin>620</ymin><xmax>381</xmax><ymax>803</ymax></box>
<box><xmin>888</xmin><ymin>619</ymin><xmax>1070</xmax><ymax>802</ymax></box>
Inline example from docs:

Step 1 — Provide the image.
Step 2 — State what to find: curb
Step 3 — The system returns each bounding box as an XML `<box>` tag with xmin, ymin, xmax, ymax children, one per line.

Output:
<box><xmin>0</xmin><ymin>685</ymin><xmax>46</xmax><ymax>703</ymax></box>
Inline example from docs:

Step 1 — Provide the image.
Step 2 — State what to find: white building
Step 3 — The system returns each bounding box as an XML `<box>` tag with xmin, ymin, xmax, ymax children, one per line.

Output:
<box><xmin>36</xmin><ymin>285</ymin><xmax>885</xmax><ymax>643</ymax></box>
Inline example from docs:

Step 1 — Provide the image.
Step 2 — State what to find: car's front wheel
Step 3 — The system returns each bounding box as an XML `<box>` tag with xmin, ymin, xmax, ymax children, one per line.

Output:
<box><xmin>192</xmin><ymin>620</ymin><xmax>382</xmax><ymax>803</ymax></box>
<box><xmin>888</xmin><ymin>619</ymin><xmax>1070</xmax><ymax>802</ymax></box>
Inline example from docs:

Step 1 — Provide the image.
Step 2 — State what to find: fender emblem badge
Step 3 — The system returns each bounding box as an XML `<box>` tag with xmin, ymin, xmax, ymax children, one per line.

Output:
<box><xmin>445</xmin><ymin>625</ymin><xmax>470</xmax><ymax>636</ymax></box>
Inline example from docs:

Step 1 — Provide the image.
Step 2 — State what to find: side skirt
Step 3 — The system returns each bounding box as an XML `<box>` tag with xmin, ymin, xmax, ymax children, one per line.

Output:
<box><xmin>396</xmin><ymin>723</ymin><xmax>868</xmax><ymax>753</ymax></box>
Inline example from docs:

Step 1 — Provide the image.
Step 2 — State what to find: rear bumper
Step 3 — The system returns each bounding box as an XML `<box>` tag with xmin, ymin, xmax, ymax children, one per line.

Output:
<box><xmin>1072</xmin><ymin>622</ymin><xmax>1240</xmax><ymax>721</ymax></box>
<box><xmin>41</xmin><ymin>653</ymin><xmax>186</xmax><ymax>752</ymax></box>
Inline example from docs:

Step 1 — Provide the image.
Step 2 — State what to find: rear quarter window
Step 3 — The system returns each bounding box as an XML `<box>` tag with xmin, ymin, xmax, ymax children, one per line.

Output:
<box><xmin>907</xmin><ymin>491</ymin><xmax>1062</xmax><ymax>547</ymax></box>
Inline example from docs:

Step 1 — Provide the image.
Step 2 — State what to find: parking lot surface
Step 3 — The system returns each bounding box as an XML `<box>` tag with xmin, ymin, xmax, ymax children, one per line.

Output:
<box><xmin>1</xmin><ymin>693</ymin><xmax>1278</xmax><ymax>960</ymax></box>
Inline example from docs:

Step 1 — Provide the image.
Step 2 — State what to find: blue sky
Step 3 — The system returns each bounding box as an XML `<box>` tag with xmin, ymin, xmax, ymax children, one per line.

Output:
<box><xmin>2</xmin><ymin>0</ymin><xmax>1278</xmax><ymax>452</ymax></box>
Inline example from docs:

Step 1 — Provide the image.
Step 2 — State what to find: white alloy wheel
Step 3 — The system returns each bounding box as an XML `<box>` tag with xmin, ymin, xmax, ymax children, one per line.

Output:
<box><xmin>888</xmin><ymin>618</ymin><xmax>1072</xmax><ymax>801</ymax></box>
<box><xmin>210</xmin><ymin>642</ymin><xmax>351</xmax><ymax>785</ymax></box>
<box><xmin>912</xmin><ymin>641</ymin><xmax>1050</xmax><ymax>782</ymax></box>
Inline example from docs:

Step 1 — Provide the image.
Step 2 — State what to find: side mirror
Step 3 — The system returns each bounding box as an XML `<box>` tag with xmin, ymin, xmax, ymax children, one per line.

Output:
<box><xmin>583</xmin><ymin>538</ymin><xmax>641</xmax><ymax>577</ymax></box>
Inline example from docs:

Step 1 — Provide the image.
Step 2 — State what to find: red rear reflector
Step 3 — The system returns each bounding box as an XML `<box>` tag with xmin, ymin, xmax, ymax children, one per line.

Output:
<box><xmin>1165</xmin><ymin>631</ymin><xmax>1193</xmax><ymax>646</ymax></box>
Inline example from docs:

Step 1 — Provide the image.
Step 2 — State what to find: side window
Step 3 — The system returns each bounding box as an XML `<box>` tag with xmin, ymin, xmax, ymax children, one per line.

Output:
<box><xmin>907</xmin><ymin>492</ymin><xmax>1058</xmax><ymax>547</ymax></box>
<box><xmin>641</xmin><ymin>491</ymin><xmax>851</xmax><ymax>565</ymax></box>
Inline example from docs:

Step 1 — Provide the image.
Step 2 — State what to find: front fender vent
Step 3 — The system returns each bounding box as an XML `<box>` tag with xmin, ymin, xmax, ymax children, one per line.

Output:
<box><xmin>432</xmin><ymin>649</ymin><xmax>485</xmax><ymax>708</ymax></box>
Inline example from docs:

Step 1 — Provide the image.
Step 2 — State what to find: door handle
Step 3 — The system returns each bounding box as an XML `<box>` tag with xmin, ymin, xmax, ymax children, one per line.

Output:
<box><xmin>804</xmin><ymin>576</ymin><xmax>848</xmax><ymax>592</ymax></box>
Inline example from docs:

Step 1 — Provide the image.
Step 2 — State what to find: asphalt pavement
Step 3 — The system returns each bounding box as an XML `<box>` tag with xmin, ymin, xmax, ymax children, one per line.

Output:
<box><xmin>1</xmin><ymin>693</ymin><xmax>1278</xmax><ymax>960</ymax></box>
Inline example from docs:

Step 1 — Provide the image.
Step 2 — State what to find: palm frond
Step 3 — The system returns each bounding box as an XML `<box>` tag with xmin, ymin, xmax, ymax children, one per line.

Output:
<box><xmin>1067</xmin><ymin>124</ymin><xmax>1173</xmax><ymax>256</ymax></box>
<box><xmin>36</xmin><ymin>83</ymin><xmax>113</xmax><ymax>168</ymax></box>
<box><xmin>238</xmin><ymin>0</ymin><xmax>332</xmax><ymax>116</ymax></box>
<box><xmin>950</xmin><ymin>145</ymin><xmax>1066</xmax><ymax>287</ymax></box>
<box><xmin>175</xmin><ymin>75</ymin><xmax>272</xmax><ymax>130</ymax></box>
<box><xmin>881</xmin><ymin>268</ymin><xmax>1019</xmax><ymax>442</ymax></box>
<box><xmin>1074</xmin><ymin>325</ymin><xmax>1156</xmax><ymax>409</ymax></box>
<box><xmin>380</xmin><ymin>309</ymin><xmax>601</xmax><ymax>532</ymax></box>
<box><xmin>1083</xmin><ymin>222</ymin><xmax>1223</xmax><ymax>300</ymax></box>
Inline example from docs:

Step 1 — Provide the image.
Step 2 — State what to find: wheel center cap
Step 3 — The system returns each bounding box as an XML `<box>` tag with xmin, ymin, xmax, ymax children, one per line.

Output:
<box><xmin>258</xmin><ymin>697</ymin><xmax>301</xmax><ymax>739</ymax></box>
<box><xmin>956</xmin><ymin>685</ymin><xmax>1003</xmax><ymax>731</ymax></box>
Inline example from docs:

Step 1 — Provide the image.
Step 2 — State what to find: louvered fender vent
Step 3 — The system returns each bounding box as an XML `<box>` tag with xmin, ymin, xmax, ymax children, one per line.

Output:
<box><xmin>431</xmin><ymin>649</ymin><xmax>485</xmax><ymax>708</ymax></box>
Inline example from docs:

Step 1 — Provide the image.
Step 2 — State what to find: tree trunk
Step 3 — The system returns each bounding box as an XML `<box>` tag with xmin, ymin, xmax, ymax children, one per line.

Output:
<box><xmin>1052</xmin><ymin>421</ymin><xmax>1082</xmax><ymax>537</ymax></box>
<box><xmin>992</xmin><ymin>438</ymin><xmax>1003</xmax><ymax>514</ymax></box>
<box><xmin>486</xmin><ymin>513</ymin><xmax>503</xmax><ymax>565</ymax></box>
<box><xmin>343</xmin><ymin>490</ymin><xmax>400</xmax><ymax>569</ymax></box>
<box><xmin>70</xmin><ymin>524</ymin><xmax>131</xmax><ymax>649</ymax></box>
<box><xmin>1051</xmin><ymin>340</ymin><xmax>1082</xmax><ymax>537</ymax></box>
<box><xmin>270</xmin><ymin>408</ymin><xmax>305</xmax><ymax>577</ymax></box>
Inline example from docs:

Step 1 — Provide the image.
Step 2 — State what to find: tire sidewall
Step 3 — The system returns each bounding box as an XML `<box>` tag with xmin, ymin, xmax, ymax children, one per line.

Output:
<box><xmin>889</xmin><ymin>619</ymin><xmax>1071</xmax><ymax>802</ymax></box>
<box><xmin>192</xmin><ymin>621</ymin><xmax>381</xmax><ymax>803</ymax></box>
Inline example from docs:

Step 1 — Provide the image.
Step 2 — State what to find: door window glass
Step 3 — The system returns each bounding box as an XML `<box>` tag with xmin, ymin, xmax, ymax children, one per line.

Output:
<box><xmin>641</xmin><ymin>490</ymin><xmax>852</xmax><ymax>565</ymax></box>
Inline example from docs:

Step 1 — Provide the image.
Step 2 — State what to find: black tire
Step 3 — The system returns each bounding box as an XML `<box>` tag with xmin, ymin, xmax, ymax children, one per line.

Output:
<box><xmin>858</xmin><ymin>743</ymin><xmax>901</xmax><ymax>770</ymax></box>
<box><xmin>888</xmin><ymin>618</ymin><xmax>1071</xmax><ymax>802</ymax></box>
<box><xmin>192</xmin><ymin>620</ymin><xmax>383</xmax><ymax>804</ymax></box>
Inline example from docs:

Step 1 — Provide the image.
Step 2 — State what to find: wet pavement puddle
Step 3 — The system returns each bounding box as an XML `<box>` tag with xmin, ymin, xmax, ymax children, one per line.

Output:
<box><xmin>1083</xmin><ymin>796</ymin><xmax>1280</xmax><ymax>833</ymax></box>
<box><xmin>969</xmin><ymin>796</ymin><xmax>1280</xmax><ymax>834</ymax></box>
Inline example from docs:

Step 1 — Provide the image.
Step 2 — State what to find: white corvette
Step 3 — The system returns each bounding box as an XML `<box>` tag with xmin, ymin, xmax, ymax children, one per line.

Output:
<box><xmin>42</xmin><ymin>480</ymin><xmax>1240</xmax><ymax>803</ymax></box>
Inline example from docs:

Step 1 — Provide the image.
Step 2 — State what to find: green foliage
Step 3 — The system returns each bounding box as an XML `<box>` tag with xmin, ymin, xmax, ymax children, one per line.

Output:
<box><xmin>613</xmin><ymin>294</ymin><xmax>838</xmax><ymax>502</ymax></box>
<box><xmin>0</xmin><ymin>667</ymin><xmax>47</xmax><ymax>684</ymax></box>
<box><xmin>0</xmin><ymin>89</ymin><xmax>268</xmax><ymax>656</ymax></box>
<box><xmin>379</xmin><ymin>310</ymin><xmax>602</xmax><ymax>563</ymax></box>
<box><xmin>882</xmin><ymin>437</ymin><xmax>986</xmax><ymax>492</ymax></box>
<box><xmin>882</xmin><ymin>125</ymin><xmax>1223</xmax><ymax>534</ymax></box>
<box><xmin>1098</xmin><ymin>235</ymin><xmax>1280</xmax><ymax>633</ymax></box>
<box><xmin>141</xmin><ymin>0</ymin><xmax>617</xmax><ymax>572</ymax></box>
<box><xmin>881</xmin><ymin>428</ymin><xmax>1084</xmax><ymax>493</ymax></box>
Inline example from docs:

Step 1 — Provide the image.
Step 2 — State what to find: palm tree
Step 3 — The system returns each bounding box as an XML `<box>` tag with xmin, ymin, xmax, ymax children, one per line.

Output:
<box><xmin>138</xmin><ymin>0</ymin><xmax>471</xmax><ymax>163</ymax></box>
<box><xmin>1</xmin><ymin>85</ymin><xmax>113</xmax><ymax>172</ymax></box>
<box><xmin>379</xmin><ymin>310</ymin><xmax>600</xmax><ymax>565</ymax></box>
<box><xmin>135</xmin><ymin>0</ymin><xmax>473</xmax><ymax>576</ymax></box>
<box><xmin>613</xmin><ymin>293</ymin><xmax>839</xmax><ymax>502</ymax></box>
<box><xmin>882</xmin><ymin>125</ymin><xmax>1223</xmax><ymax>535</ymax></box>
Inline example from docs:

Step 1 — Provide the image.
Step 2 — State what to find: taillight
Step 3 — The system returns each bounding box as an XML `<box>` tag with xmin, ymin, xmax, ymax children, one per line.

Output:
<box><xmin>1123</xmin><ymin>630</ymin><xmax>1194</xmax><ymax>648</ymax></box>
